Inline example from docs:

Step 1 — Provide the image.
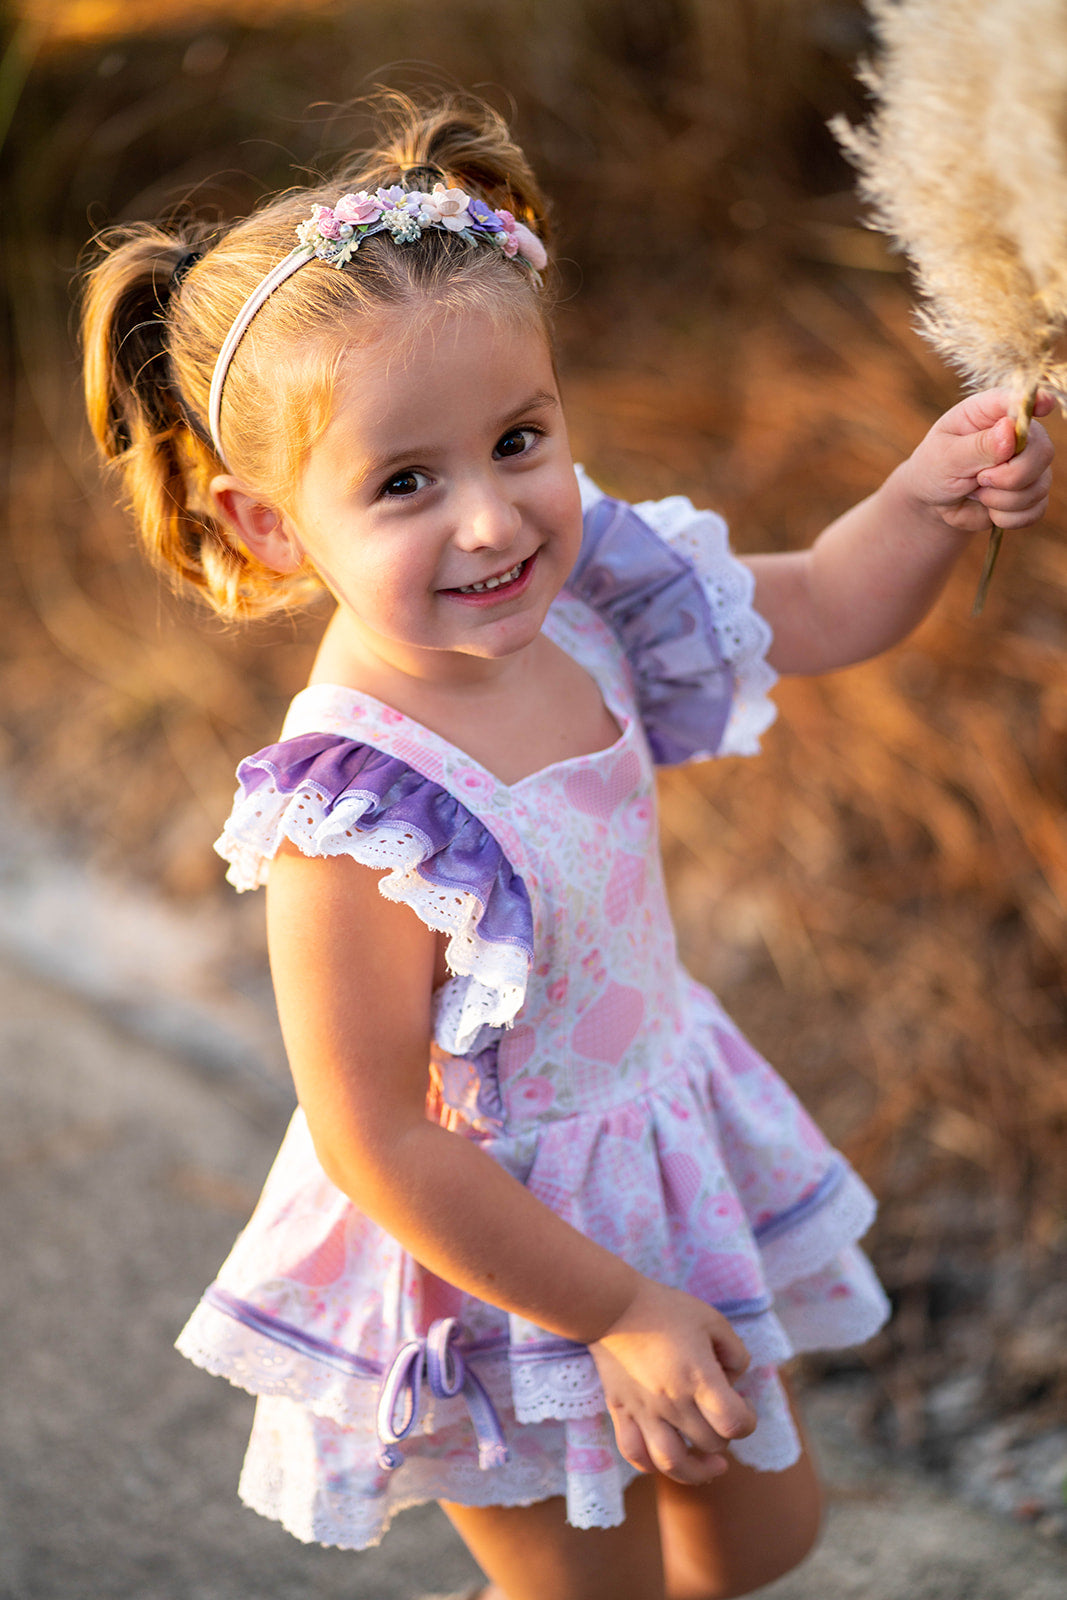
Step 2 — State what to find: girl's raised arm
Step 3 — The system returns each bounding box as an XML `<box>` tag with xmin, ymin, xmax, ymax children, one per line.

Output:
<box><xmin>746</xmin><ymin>389</ymin><xmax>1054</xmax><ymax>675</ymax></box>
<box><xmin>266</xmin><ymin>842</ymin><xmax>756</xmax><ymax>1481</ymax></box>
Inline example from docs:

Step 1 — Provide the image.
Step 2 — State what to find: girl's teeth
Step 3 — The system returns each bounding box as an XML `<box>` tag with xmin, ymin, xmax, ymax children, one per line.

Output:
<box><xmin>457</xmin><ymin>560</ymin><xmax>523</xmax><ymax>594</ymax></box>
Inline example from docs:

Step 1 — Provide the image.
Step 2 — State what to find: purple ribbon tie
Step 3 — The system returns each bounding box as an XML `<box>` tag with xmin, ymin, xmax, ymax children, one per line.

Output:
<box><xmin>375</xmin><ymin>1317</ymin><xmax>509</xmax><ymax>1472</ymax></box>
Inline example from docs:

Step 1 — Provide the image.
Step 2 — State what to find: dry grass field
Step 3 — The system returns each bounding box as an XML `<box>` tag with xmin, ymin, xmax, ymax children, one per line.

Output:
<box><xmin>2</xmin><ymin>0</ymin><xmax>1065</xmax><ymax>1459</ymax></box>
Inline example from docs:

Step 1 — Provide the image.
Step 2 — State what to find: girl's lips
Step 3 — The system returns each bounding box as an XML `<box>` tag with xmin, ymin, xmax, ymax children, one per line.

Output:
<box><xmin>439</xmin><ymin>551</ymin><xmax>538</xmax><ymax>605</ymax></box>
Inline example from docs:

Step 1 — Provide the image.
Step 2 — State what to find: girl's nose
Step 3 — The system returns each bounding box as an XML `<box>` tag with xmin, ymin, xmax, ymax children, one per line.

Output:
<box><xmin>455</xmin><ymin>478</ymin><xmax>522</xmax><ymax>551</ymax></box>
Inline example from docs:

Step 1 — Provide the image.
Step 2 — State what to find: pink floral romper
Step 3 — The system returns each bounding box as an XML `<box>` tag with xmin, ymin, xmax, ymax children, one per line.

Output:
<box><xmin>176</xmin><ymin>469</ymin><xmax>889</xmax><ymax>1549</ymax></box>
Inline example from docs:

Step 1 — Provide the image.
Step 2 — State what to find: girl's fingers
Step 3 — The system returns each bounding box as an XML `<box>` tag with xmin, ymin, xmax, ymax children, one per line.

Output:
<box><xmin>670</xmin><ymin>1404</ymin><xmax>729</xmax><ymax>1457</ymax></box>
<box><xmin>610</xmin><ymin>1405</ymin><xmax>725</xmax><ymax>1483</ymax></box>
<box><xmin>711</xmin><ymin>1322</ymin><xmax>751</xmax><ymax>1380</ymax></box>
<box><xmin>979</xmin><ymin>428</ymin><xmax>1055</xmax><ymax>489</ymax></box>
<box><xmin>988</xmin><ymin>501</ymin><xmax>1050</xmax><ymax>530</ymax></box>
<box><xmin>610</xmin><ymin>1411</ymin><xmax>655</xmax><ymax>1476</ymax></box>
<box><xmin>694</xmin><ymin>1380</ymin><xmax>758</xmax><ymax>1441</ymax></box>
<box><xmin>972</xmin><ymin>483</ymin><xmax>1050</xmax><ymax>517</ymax></box>
<box><xmin>934</xmin><ymin>403</ymin><xmax>1053</xmax><ymax>488</ymax></box>
<box><xmin>973</xmin><ymin>478</ymin><xmax>1052</xmax><ymax>515</ymax></box>
<box><xmin>644</xmin><ymin>1421</ymin><xmax>729</xmax><ymax>1484</ymax></box>
<box><xmin>949</xmin><ymin>389</ymin><xmax>1053</xmax><ymax>435</ymax></box>
<box><xmin>941</xmin><ymin>500</ymin><xmax>1001</xmax><ymax>534</ymax></box>
<box><xmin>936</xmin><ymin>406</ymin><xmax>1016</xmax><ymax>480</ymax></box>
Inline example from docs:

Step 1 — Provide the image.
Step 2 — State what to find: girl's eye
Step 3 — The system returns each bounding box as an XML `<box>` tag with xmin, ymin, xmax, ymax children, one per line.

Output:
<box><xmin>494</xmin><ymin>427</ymin><xmax>540</xmax><ymax>459</ymax></box>
<box><xmin>381</xmin><ymin>469</ymin><xmax>430</xmax><ymax>497</ymax></box>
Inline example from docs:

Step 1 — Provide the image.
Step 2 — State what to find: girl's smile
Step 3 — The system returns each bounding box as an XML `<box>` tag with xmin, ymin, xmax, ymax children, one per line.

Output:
<box><xmin>440</xmin><ymin>550</ymin><xmax>538</xmax><ymax>601</ymax></box>
<box><xmin>246</xmin><ymin>303</ymin><xmax>584</xmax><ymax>692</ymax></box>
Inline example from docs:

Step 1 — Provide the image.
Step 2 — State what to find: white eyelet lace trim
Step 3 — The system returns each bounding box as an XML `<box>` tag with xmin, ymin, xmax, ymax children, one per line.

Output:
<box><xmin>510</xmin><ymin>1349</ymin><xmax>606</xmax><ymax>1424</ymax></box>
<box><xmin>633</xmin><ymin>495</ymin><xmax>777</xmax><ymax>759</ymax></box>
<box><xmin>216</xmin><ymin>785</ymin><xmax>528</xmax><ymax>1052</ymax></box>
<box><xmin>564</xmin><ymin>1468</ymin><xmax>627</xmax><ymax>1530</ymax></box>
<box><xmin>575</xmin><ymin>466</ymin><xmax>778</xmax><ymax>759</ymax></box>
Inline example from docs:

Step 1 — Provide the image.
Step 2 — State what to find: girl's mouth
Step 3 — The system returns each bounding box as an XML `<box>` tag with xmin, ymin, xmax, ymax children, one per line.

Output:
<box><xmin>441</xmin><ymin>553</ymin><xmax>536</xmax><ymax>603</ymax></box>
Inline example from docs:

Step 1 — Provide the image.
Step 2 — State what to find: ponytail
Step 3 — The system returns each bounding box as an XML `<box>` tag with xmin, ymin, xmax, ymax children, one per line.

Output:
<box><xmin>336</xmin><ymin>90</ymin><xmax>552</xmax><ymax>252</ymax></box>
<box><xmin>80</xmin><ymin>223</ymin><xmax>313</xmax><ymax>619</ymax></box>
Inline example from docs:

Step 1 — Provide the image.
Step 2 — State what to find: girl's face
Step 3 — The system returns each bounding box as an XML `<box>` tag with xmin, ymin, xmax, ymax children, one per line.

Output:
<box><xmin>277</xmin><ymin>302</ymin><xmax>583</xmax><ymax>682</ymax></box>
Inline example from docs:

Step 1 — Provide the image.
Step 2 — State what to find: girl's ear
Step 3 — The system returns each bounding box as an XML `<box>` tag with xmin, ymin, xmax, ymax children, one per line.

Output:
<box><xmin>210</xmin><ymin>476</ymin><xmax>304</xmax><ymax>574</ymax></box>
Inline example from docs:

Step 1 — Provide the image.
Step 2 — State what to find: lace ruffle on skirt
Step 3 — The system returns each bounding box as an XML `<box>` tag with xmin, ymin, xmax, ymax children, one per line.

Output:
<box><xmin>176</xmin><ymin>1157</ymin><xmax>888</xmax><ymax>1550</ymax></box>
<box><xmin>184</xmin><ymin>1238</ymin><xmax>886</xmax><ymax>1550</ymax></box>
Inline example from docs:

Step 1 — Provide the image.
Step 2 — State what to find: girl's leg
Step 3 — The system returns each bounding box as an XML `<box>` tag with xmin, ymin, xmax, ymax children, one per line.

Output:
<box><xmin>655</xmin><ymin>1395</ymin><xmax>822</xmax><ymax>1600</ymax></box>
<box><xmin>440</xmin><ymin>1475</ymin><xmax>667</xmax><ymax>1600</ymax></box>
<box><xmin>442</xmin><ymin>1387</ymin><xmax>820</xmax><ymax>1600</ymax></box>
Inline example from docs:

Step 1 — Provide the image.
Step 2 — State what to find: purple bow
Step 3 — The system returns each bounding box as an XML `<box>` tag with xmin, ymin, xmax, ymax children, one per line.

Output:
<box><xmin>376</xmin><ymin>1317</ymin><xmax>509</xmax><ymax>1472</ymax></box>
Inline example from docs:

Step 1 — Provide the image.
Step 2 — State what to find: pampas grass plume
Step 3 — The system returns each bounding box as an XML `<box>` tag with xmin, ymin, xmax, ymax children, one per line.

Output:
<box><xmin>832</xmin><ymin>0</ymin><xmax>1067</xmax><ymax>607</ymax></box>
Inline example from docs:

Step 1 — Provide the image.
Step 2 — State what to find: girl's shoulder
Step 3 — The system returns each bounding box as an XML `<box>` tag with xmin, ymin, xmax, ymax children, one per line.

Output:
<box><xmin>568</xmin><ymin>467</ymin><xmax>778</xmax><ymax>762</ymax></box>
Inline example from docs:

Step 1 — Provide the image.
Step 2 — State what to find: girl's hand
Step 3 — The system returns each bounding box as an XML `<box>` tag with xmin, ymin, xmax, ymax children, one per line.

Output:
<box><xmin>589</xmin><ymin>1279</ymin><xmax>757</xmax><ymax>1485</ymax></box>
<box><xmin>902</xmin><ymin>388</ymin><xmax>1055</xmax><ymax>537</ymax></box>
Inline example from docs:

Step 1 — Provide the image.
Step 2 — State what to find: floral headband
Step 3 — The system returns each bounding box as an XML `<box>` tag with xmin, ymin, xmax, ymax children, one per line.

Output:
<box><xmin>207</xmin><ymin>183</ymin><xmax>548</xmax><ymax>462</ymax></box>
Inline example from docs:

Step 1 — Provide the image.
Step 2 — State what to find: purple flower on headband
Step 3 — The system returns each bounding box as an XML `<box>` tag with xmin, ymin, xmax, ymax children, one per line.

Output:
<box><xmin>467</xmin><ymin>196</ymin><xmax>503</xmax><ymax>231</ymax></box>
<box><xmin>334</xmin><ymin>191</ymin><xmax>382</xmax><ymax>226</ymax></box>
<box><xmin>376</xmin><ymin>184</ymin><xmax>416</xmax><ymax>209</ymax></box>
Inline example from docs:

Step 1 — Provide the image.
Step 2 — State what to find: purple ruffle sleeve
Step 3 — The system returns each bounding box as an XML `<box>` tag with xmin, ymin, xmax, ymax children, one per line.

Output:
<box><xmin>214</xmin><ymin>733</ymin><xmax>534</xmax><ymax>1053</ymax></box>
<box><xmin>564</xmin><ymin>494</ymin><xmax>735</xmax><ymax>764</ymax></box>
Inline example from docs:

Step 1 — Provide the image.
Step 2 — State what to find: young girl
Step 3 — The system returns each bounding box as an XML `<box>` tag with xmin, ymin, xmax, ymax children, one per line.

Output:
<box><xmin>81</xmin><ymin>96</ymin><xmax>1053</xmax><ymax>1600</ymax></box>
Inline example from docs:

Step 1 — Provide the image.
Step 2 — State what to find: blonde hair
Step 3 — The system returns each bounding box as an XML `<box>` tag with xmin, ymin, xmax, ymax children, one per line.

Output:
<box><xmin>80</xmin><ymin>93</ymin><xmax>553</xmax><ymax>621</ymax></box>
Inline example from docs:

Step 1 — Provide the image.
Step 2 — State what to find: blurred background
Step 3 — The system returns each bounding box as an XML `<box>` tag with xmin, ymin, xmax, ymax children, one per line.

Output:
<box><xmin>2</xmin><ymin>0</ymin><xmax>1066</xmax><ymax>1541</ymax></box>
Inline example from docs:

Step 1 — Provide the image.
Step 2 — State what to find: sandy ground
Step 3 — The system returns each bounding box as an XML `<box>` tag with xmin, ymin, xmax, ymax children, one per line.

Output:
<box><xmin>1</xmin><ymin>842</ymin><xmax>1065</xmax><ymax>1597</ymax></box>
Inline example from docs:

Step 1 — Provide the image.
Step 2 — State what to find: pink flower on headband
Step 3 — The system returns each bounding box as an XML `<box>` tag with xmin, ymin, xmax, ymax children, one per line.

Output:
<box><xmin>494</xmin><ymin>209</ymin><xmax>520</xmax><ymax>258</ymax></box>
<box><xmin>512</xmin><ymin>221</ymin><xmax>547</xmax><ymax>270</ymax></box>
<box><xmin>493</xmin><ymin>209</ymin><xmax>547</xmax><ymax>270</ymax></box>
<box><xmin>420</xmin><ymin>183</ymin><xmax>473</xmax><ymax>231</ymax></box>
<box><xmin>334</xmin><ymin>191</ymin><xmax>383</xmax><ymax>226</ymax></box>
<box><xmin>308</xmin><ymin>204</ymin><xmax>341</xmax><ymax>240</ymax></box>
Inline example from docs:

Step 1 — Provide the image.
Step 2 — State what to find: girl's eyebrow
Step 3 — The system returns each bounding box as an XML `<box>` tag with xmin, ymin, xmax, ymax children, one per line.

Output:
<box><xmin>346</xmin><ymin>390</ymin><xmax>560</xmax><ymax>493</ymax></box>
<box><xmin>503</xmin><ymin>388</ymin><xmax>559</xmax><ymax>419</ymax></box>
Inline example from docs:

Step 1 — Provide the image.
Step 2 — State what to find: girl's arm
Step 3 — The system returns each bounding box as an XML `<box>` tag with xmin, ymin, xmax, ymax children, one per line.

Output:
<box><xmin>267</xmin><ymin>841</ymin><xmax>755</xmax><ymax>1482</ymax></box>
<box><xmin>747</xmin><ymin>389</ymin><xmax>1055</xmax><ymax>675</ymax></box>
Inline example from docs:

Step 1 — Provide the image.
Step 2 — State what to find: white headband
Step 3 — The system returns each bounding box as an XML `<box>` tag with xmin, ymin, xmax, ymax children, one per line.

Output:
<box><xmin>207</xmin><ymin>247</ymin><xmax>310</xmax><ymax>464</ymax></box>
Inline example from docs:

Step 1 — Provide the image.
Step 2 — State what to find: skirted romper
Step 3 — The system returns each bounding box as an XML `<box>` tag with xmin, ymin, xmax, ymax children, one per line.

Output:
<box><xmin>176</xmin><ymin>470</ymin><xmax>890</xmax><ymax>1549</ymax></box>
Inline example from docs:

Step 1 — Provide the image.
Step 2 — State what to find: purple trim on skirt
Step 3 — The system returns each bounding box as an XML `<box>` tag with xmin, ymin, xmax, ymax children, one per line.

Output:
<box><xmin>751</xmin><ymin>1158</ymin><xmax>845</xmax><ymax>1245</ymax></box>
<box><xmin>203</xmin><ymin>1281</ymin><xmax>775</xmax><ymax>1378</ymax></box>
<box><xmin>204</xmin><ymin>1284</ymin><xmax>386</xmax><ymax>1378</ymax></box>
<box><xmin>203</xmin><ymin>1283</ymin><xmax>585</xmax><ymax>1372</ymax></box>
